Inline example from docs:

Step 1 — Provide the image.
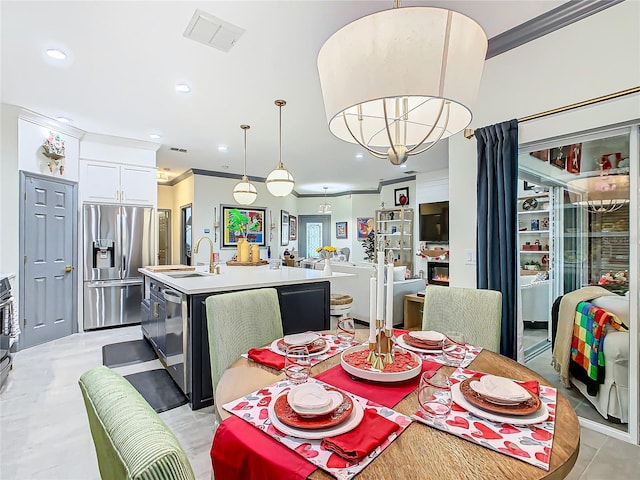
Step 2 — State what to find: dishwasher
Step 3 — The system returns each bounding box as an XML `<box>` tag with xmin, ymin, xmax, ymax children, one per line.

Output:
<box><xmin>163</xmin><ymin>288</ymin><xmax>189</xmax><ymax>395</ymax></box>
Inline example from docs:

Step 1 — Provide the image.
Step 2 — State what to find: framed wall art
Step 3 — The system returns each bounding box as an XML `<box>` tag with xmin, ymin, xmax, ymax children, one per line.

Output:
<box><xmin>566</xmin><ymin>144</ymin><xmax>582</xmax><ymax>174</ymax></box>
<box><xmin>357</xmin><ymin>217</ymin><xmax>374</xmax><ymax>241</ymax></box>
<box><xmin>289</xmin><ymin>215</ymin><xmax>297</xmax><ymax>241</ymax></box>
<box><xmin>281</xmin><ymin>210</ymin><xmax>290</xmax><ymax>246</ymax></box>
<box><xmin>394</xmin><ymin>187</ymin><xmax>410</xmax><ymax>206</ymax></box>
<box><xmin>550</xmin><ymin>146</ymin><xmax>567</xmax><ymax>170</ymax></box>
<box><xmin>336</xmin><ymin>221</ymin><xmax>348</xmax><ymax>239</ymax></box>
<box><xmin>221</xmin><ymin>205</ymin><xmax>266</xmax><ymax>248</ymax></box>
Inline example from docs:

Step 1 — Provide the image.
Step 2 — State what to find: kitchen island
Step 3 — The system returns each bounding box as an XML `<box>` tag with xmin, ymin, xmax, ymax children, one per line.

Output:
<box><xmin>139</xmin><ymin>265</ymin><xmax>350</xmax><ymax>409</ymax></box>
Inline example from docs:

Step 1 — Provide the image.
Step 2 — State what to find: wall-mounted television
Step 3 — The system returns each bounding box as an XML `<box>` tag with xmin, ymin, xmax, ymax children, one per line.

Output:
<box><xmin>419</xmin><ymin>201</ymin><xmax>449</xmax><ymax>242</ymax></box>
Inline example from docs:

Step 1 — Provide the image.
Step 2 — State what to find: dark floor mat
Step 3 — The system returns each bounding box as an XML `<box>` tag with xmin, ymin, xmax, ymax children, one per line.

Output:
<box><xmin>102</xmin><ymin>339</ymin><xmax>157</xmax><ymax>368</ymax></box>
<box><xmin>124</xmin><ymin>369</ymin><xmax>188</xmax><ymax>413</ymax></box>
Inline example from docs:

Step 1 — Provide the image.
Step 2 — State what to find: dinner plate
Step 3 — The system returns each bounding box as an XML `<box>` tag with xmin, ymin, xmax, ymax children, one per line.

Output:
<box><xmin>409</xmin><ymin>330</ymin><xmax>445</xmax><ymax>342</ymax></box>
<box><xmin>283</xmin><ymin>332</ymin><xmax>320</xmax><ymax>346</ymax></box>
<box><xmin>340</xmin><ymin>345</ymin><xmax>422</xmax><ymax>383</ymax></box>
<box><xmin>268</xmin><ymin>392</ymin><xmax>364</xmax><ymax>440</ymax></box>
<box><xmin>270</xmin><ymin>338</ymin><xmax>330</xmax><ymax>357</ymax></box>
<box><xmin>275</xmin><ymin>389</ymin><xmax>353</xmax><ymax>428</ymax></box>
<box><xmin>451</xmin><ymin>383</ymin><xmax>549</xmax><ymax>426</ymax></box>
<box><xmin>460</xmin><ymin>379</ymin><xmax>541</xmax><ymax>415</ymax></box>
<box><xmin>396</xmin><ymin>334</ymin><xmax>442</xmax><ymax>354</ymax></box>
<box><xmin>276</xmin><ymin>337</ymin><xmax>328</xmax><ymax>355</ymax></box>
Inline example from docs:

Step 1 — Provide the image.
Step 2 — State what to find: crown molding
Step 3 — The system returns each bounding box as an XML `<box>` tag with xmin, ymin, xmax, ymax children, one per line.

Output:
<box><xmin>18</xmin><ymin>107</ymin><xmax>85</xmax><ymax>138</ymax></box>
<box><xmin>82</xmin><ymin>132</ymin><xmax>160</xmax><ymax>151</ymax></box>
<box><xmin>487</xmin><ymin>0</ymin><xmax>624</xmax><ymax>59</ymax></box>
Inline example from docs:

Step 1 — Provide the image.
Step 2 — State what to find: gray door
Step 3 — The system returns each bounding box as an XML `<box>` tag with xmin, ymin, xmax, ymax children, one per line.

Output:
<box><xmin>21</xmin><ymin>174</ymin><xmax>76</xmax><ymax>348</ymax></box>
<box><xmin>299</xmin><ymin>215</ymin><xmax>330</xmax><ymax>258</ymax></box>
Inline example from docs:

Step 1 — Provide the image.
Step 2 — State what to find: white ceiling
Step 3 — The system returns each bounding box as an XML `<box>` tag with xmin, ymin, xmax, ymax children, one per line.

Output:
<box><xmin>1</xmin><ymin>1</ymin><xmax>567</xmax><ymax>194</ymax></box>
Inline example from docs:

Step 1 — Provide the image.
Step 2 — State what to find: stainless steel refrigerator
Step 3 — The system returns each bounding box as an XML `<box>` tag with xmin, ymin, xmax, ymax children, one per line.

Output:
<box><xmin>83</xmin><ymin>204</ymin><xmax>154</xmax><ymax>330</ymax></box>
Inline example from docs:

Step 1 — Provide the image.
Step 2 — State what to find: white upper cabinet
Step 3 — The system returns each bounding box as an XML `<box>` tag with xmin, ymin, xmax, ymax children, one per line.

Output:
<box><xmin>81</xmin><ymin>160</ymin><xmax>156</xmax><ymax>205</ymax></box>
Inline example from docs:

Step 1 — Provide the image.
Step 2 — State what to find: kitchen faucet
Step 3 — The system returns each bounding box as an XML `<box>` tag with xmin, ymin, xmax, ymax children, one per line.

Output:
<box><xmin>193</xmin><ymin>236</ymin><xmax>217</xmax><ymax>273</ymax></box>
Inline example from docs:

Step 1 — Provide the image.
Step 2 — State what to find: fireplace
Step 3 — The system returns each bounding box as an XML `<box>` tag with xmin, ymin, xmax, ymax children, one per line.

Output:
<box><xmin>428</xmin><ymin>261</ymin><xmax>450</xmax><ymax>286</ymax></box>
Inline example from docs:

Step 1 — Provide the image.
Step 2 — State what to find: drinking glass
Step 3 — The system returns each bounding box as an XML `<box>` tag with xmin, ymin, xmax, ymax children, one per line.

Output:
<box><xmin>284</xmin><ymin>345</ymin><xmax>311</xmax><ymax>385</ymax></box>
<box><xmin>337</xmin><ymin>317</ymin><xmax>356</xmax><ymax>343</ymax></box>
<box><xmin>418</xmin><ymin>370</ymin><xmax>452</xmax><ymax>419</ymax></box>
<box><xmin>442</xmin><ymin>332</ymin><xmax>467</xmax><ymax>367</ymax></box>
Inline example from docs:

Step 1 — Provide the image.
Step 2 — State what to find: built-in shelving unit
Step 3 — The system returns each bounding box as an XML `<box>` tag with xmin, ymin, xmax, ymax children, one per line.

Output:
<box><xmin>375</xmin><ymin>207</ymin><xmax>413</xmax><ymax>272</ymax></box>
<box><xmin>518</xmin><ymin>192</ymin><xmax>552</xmax><ymax>275</ymax></box>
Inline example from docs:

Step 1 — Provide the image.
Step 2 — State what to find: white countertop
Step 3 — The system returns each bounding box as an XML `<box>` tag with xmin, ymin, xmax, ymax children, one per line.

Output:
<box><xmin>139</xmin><ymin>265</ymin><xmax>352</xmax><ymax>295</ymax></box>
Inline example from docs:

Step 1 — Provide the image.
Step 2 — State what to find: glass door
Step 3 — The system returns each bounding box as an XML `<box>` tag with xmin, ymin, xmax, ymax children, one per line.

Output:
<box><xmin>519</xmin><ymin>127</ymin><xmax>635</xmax><ymax>439</ymax></box>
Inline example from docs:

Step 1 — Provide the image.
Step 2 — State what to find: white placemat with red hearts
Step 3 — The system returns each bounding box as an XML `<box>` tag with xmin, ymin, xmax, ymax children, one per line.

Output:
<box><xmin>243</xmin><ymin>334</ymin><xmax>358</xmax><ymax>369</ymax></box>
<box><xmin>222</xmin><ymin>378</ymin><xmax>413</xmax><ymax>480</ymax></box>
<box><xmin>411</xmin><ymin>368</ymin><xmax>556</xmax><ymax>471</ymax></box>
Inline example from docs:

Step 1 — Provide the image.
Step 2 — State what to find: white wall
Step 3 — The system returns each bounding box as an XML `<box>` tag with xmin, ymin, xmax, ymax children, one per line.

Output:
<box><xmin>169</xmin><ymin>174</ymin><xmax>195</xmax><ymax>265</ymax></box>
<box><xmin>449</xmin><ymin>0</ymin><xmax>640</xmax><ymax>287</ymax></box>
<box><xmin>0</xmin><ymin>105</ymin><xmax>20</xmax><ymax>279</ymax></box>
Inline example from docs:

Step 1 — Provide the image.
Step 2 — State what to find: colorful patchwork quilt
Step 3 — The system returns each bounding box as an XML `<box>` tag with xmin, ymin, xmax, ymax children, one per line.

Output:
<box><xmin>570</xmin><ymin>301</ymin><xmax>626</xmax><ymax>395</ymax></box>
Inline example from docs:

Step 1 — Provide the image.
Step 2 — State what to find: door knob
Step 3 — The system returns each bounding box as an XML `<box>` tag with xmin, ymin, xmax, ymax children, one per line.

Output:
<box><xmin>64</xmin><ymin>265</ymin><xmax>74</xmax><ymax>273</ymax></box>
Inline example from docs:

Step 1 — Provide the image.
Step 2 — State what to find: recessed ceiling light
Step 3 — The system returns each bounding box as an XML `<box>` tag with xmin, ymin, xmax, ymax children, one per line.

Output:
<box><xmin>355</xmin><ymin>153</ymin><xmax>364</xmax><ymax>159</ymax></box>
<box><xmin>149</xmin><ymin>133</ymin><xmax>162</xmax><ymax>140</ymax></box>
<box><xmin>56</xmin><ymin>117</ymin><xmax>71</xmax><ymax>124</ymax></box>
<box><xmin>175</xmin><ymin>83</ymin><xmax>191</xmax><ymax>93</ymax></box>
<box><xmin>46</xmin><ymin>49</ymin><xmax>67</xmax><ymax>60</ymax></box>
<box><xmin>221</xmin><ymin>165</ymin><xmax>229</xmax><ymax>169</ymax></box>
<box><xmin>217</xmin><ymin>145</ymin><xmax>228</xmax><ymax>152</ymax></box>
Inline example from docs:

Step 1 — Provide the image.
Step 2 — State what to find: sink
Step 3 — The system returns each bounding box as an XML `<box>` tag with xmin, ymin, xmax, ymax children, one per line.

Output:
<box><xmin>163</xmin><ymin>271</ymin><xmax>209</xmax><ymax>279</ymax></box>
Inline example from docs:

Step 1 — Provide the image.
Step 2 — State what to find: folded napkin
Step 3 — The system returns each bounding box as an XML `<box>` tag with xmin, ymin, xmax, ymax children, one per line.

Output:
<box><xmin>321</xmin><ymin>409</ymin><xmax>401</xmax><ymax>462</ymax></box>
<box><xmin>247</xmin><ymin>347</ymin><xmax>285</xmax><ymax>370</ymax></box>
<box><xmin>211</xmin><ymin>416</ymin><xmax>316</xmax><ymax>480</ymax></box>
<box><xmin>315</xmin><ymin>359</ymin><xmax>441</xmax><ymax>408</ymax></box>
<box><xmin>469</xmin><ymin>372</ymin><xmax>540</xmax><ymax>397</ymax></box>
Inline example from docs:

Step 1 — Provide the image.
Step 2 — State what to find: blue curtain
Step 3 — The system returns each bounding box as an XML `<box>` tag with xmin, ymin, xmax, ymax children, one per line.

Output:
<box><xmin>475</xmin><ymin>120</ymin><xmax>519</xmax><ymax>359</ymax></box>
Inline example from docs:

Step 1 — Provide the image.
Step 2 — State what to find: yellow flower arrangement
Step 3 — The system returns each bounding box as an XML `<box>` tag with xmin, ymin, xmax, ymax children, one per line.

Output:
<box><xmin>316</xmin><ymin>245</ymin><xmax>337</xmax><ymax>259</ymax></box>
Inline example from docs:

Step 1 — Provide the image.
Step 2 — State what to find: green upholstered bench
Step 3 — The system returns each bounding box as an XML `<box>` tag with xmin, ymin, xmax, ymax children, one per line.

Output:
<box><xmin>78</xmin><ymin>366</ymin><xmax>195</xmax><ymax>480</ymax></box>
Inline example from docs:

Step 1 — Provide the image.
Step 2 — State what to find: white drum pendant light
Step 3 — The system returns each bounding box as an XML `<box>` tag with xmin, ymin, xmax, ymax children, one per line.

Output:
<box><xmin>266</xmin><ymin>99</ymin><xmax>295</xmax><ymax>197</ymax></box>
<box><xmin>317</xmin><ymin>2</ymin><xmax>487</xmax><ymax>165</ymax></box>
<box><xmin>232</xmin><ymin>124</ymin><xmax>258</xmax><ymax>205</ymax></box>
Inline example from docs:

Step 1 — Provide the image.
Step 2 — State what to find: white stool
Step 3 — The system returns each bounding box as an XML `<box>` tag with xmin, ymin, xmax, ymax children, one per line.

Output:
<box><xmin>330</xmin><ymin>293</ymin><xmax>353</xmax><ymax>318</ymax></box>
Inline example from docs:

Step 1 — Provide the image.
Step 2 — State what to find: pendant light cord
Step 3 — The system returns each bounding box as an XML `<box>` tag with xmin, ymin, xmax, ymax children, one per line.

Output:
<box><xmin>278</xmin><ymin>103</ymin><xmax>283</xmax><ymax>169</ymax></box>
<box><xmin>241</xmin><ymin>124</ymin><xmax>250</xmax><ymax>179</ymax></box>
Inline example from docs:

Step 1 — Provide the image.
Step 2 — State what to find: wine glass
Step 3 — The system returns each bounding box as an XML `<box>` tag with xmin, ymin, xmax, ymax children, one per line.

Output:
<box><xmin>442</xmin><ymin>332</ymin><xmax>467</xmax><ymax>368</ymax></box>
<box><xmin>418</xmin><ymin>370</ymin><xmax>452</xmax><ymax>420</ymax></box>
<box><xmin>284</xmin><ymin>345</ymin><xmax>311</xmax><ymax>385</ymax></box>
<box><xmin>336</xmin><ymin>317</ymin><xmax>355</xmax><ymax>343</ymax></box>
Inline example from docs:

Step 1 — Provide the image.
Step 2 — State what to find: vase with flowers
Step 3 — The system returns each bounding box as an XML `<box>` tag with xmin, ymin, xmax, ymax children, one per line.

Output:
<box><xmin>316</xmin><ymin>245</ymin><xmax>337</xmax><ymax>276</ymax></box>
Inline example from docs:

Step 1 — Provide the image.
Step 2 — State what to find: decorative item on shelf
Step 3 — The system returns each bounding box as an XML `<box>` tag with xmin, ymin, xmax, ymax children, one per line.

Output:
<box><xmin>318</xmin><ymin>186</ymin><xmax>332</xmax><ymax>214</ymax></box>
<box><xmin>523</xmin><ymin>261</ymin><xmax>541</xmax><ymax>271</ymax></box>
<box><xmin>541</xmin><ymin>216</ymin><xmax>549</xmax><ymax>229</ymax></box>
<box><xmin>232</xmin><ymin>125</ymin><xmax>258</xmax><ymax>205</ymax></box>
<box><xmin>522</xmin><ymin>197</ymin><xmax>538</xmax><ymax>211</ymax></box>
<box><xmin>266</xmin><ymin>100</ymin><xmax>295</xmax><ymax>197</ymax></box>
<box><xmin>567</xmin><ymin>172</ymin><xmax>630</xmax><ymax>214</ymax></box>
<box><xmin>530</xmin><ymin>219</ymin><xmax>539</xmax><ymax>231</ymax></box>
<box><xmin>317</xmin><ymin>0</ymin><xmax>487</xmax><ymax>165</ymax></box>
<box><xmin>41</xmin><ymin>131</ymin><xmax>66</xmax><ymax>174</ymax></box>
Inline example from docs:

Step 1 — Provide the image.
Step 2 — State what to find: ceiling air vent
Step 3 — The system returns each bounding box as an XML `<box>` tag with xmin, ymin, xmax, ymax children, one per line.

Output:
<box><xmin>404</xmin><ymin>170</ymin><xmax>418</xmax><ymax>175</ymax></box>
<box><xmin>169</xmin><ymin>147</ymin><xmax>188</xmax><ymax>153</ymax></box>
<box><xmin>183</xmin><ymin>9</ymin><xmax>245</xmax><ymax>53</ymax></box>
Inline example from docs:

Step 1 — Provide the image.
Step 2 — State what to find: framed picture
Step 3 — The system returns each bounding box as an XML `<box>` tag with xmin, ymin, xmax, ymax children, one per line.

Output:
<box><xmin>289</xmin><ymin>215</ymin><xmax>297</xmax><ymax>241</ymax></box>
<box><xmin>529</xmin><ymin>149</ymin><xmax>549</xmax><ymax>162</ymax></box>
<box><xmin>566</xmin><ymin>144</ymin><xmax>582</xmax><ymax>174</ymax></box>
<box><xmin>550</xmin><ymin>146</ymin><xmax>567</xmax><ymax>170</ymax></box>
<box><xmin>336</xmin><ymin>221</ymin><xmax>348</xmax><ymax>239</ymax></box>
<box><xmin>394</xmin><ymin>187</ymin><xmax>410</xmax><ymax>206</ymax></box>
<box><xmin>356</xmin><ymin>217</ymin><xmax>374</xmax><ymax>241</ymax></box>
<box><xmin>221</xmin><ymin>205</ymin><xmax>266</xmax><ymax>248</ymax></box>
<box><xmin>281</xmin><ymin>210</ymin><xmax>290</xmax><ymax>246</ymax></box>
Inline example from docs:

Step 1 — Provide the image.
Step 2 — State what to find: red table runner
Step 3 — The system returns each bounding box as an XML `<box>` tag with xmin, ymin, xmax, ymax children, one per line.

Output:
<box><xmin>314</xmin><ymin>359</ymin><xmax>441</xmax><ymax>408</ymax></box>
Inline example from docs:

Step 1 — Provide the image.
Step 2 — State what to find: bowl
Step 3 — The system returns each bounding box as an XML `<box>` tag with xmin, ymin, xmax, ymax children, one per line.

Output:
<box><xmin>340</xmin><ymin>345</ymin><xmax>422</xmax><ymax>383</ymax></box>
<box><xmin>408</xmin><ymin>330</ymin><xmax>445</xmax><ymax>343</ymax></box>
<box><xmin>283</xmin><ymin>332</ymin><xmax>320</xmax><ymax>346</ymax></box>
<box><xmin>287</xmin><ymin>384</ymin><xmax>345</xmax><ymax>418</ymax></box>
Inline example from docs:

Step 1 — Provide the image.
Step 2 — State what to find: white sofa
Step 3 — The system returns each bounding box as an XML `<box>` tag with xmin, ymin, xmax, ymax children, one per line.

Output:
<box><xmin>327</xmin><ymin>262</ymin><xmax>425</xmax><ymax>326</ymax></box>
<box><xmin>570</xmin><ymin>293</ymin><xmax>630</xmax><ymax>423</ymax></box>
<box><xmin>520</xmin><ymin>275</ymin><xmax>550</xmax><ymax>323</ymax></box>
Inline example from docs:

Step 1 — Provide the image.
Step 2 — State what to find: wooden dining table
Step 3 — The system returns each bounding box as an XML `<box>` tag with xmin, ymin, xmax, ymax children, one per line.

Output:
<box><xmin>215</xmin><ymin>331</ymin><xmax>580</xmax><ymax>480</ymax></box>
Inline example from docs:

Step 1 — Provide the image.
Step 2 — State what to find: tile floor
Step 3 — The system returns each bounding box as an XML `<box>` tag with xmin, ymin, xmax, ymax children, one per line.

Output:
<box><xmin>1</xmin><ymin>325</ymin><xmax>638</xmax><ymax>479</ymax></box>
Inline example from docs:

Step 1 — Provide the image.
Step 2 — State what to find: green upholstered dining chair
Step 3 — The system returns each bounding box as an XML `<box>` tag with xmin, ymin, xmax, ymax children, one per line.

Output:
<box><xmin>422</xmin><ymin>285</ymin><xmax>502</xmax><ymax>352</ymax></box>
<box><xmin>78</xmin><ymin>366</ymin><xmax>195</xmax><ymax>480</ymax></box>
<box><xmin>205</xmin><ymin>288</ymin><xmax>284</xmax><ymax>395</ymax></box>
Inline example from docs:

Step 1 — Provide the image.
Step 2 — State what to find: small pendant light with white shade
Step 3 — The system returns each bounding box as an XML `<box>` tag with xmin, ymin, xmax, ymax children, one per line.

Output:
<box><xmin>266</xmin><ymin>99</ymin><xmax>295</xmax><ymax>197</ymax></box>
<box><xmin>232</xmin><ymin>124</ymin><xmax>258</xmax><ymax>205</ymax></box>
